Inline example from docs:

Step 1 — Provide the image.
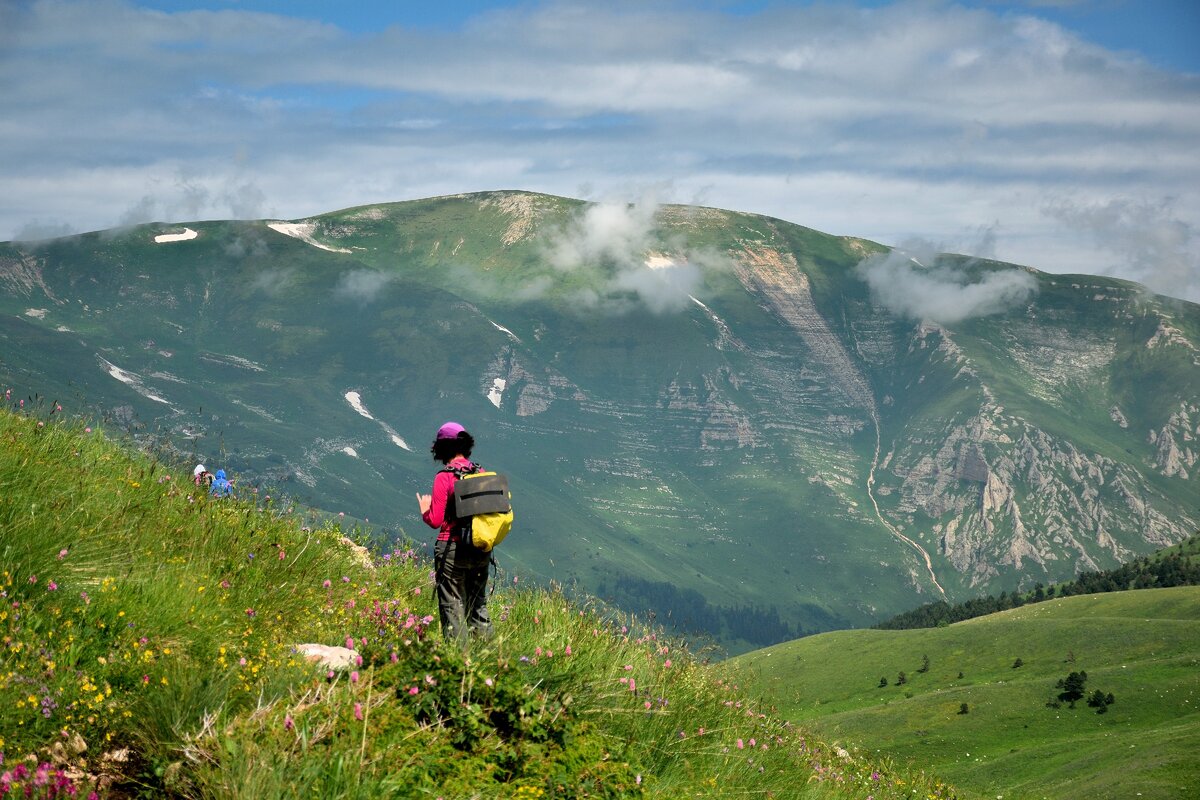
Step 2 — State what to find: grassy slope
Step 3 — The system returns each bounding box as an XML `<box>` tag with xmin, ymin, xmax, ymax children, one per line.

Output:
<box><xmin>731</xmin><ymin>588</ymin><xmax>1200</xmax><ymax>800</ymax></box>
<box><xmin>0</xmin><ymin>403</ymin><xmax>958</xmax><ymax>799</ymax></box>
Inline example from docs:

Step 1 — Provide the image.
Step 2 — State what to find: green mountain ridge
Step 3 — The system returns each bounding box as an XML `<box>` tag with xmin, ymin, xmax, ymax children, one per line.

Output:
<box><xmin>2</xmin><ymin>190</ymin><xmax>1197</xmax><ymax>651</ymax></box>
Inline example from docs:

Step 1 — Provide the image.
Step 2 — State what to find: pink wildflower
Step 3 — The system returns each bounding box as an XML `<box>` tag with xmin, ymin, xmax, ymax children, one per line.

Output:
<box><xmin>565</xmin><ymin>645</ymin><xmax>572</xmax><ymax>656</ymax></box>
<box><xmin>57</xmin><ymin>549</ymin><xmax>68</xmax><ymax>560</ymax></box>
<box><xmin>84</xmin><ymin>427</ymin><xmax>91</xmax><ymax>433</ymax></box>
<box><xmin>737</xmin><ymin>739</ymin><xmax>745</xmax><ymax>749</ymax></box>
<box><xmin>47</xmin><ymin>581</ymin><xmax>57</xmax><ymax>591</ymax></box>
<box><xmin>408</xmin><ymin>686</ymin><xmax>419</xmax><ymax>695</ymax></box>
<box><xmin>354</xmin><ymin>703</ymin><xmax>363</xmax><ymax>721</ymax></box>
<box><xmin>346</xmin><ymin>636</ymin><xmax>355</xmax><ymax>649</ymax></box>
<box><xmin>350</xmin><ymin>671</ymin><xmax>359</xmax><ymax>684</ymax></box>
<box><xmin>284</xmin><ymin>715</ymin><xmax>294</xmax><ymax>731</ymax></box>
<box><xmin>663</xmin><ymin>659</ymin><xmax>672</xmax><ymax>668</ymax></box>
<box><xmin>322</xmin><ymin>579</ymin><xmax>331</xmax><ymax>588</ymax></box>
<box><xmin>278</xmin><ymin>550</ymin><xmax>286</xmax><ymax>560</ymax></box>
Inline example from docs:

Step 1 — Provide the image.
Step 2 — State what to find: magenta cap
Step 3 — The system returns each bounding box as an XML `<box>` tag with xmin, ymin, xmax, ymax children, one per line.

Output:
<box><xmin>436</xmin><ymin>421</ymin><xmax>466</xmax><ymax>440</ymax></box>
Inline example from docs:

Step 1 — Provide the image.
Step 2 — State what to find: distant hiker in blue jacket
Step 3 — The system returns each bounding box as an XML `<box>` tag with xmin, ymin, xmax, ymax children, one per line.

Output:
<box><xmin>417</xmin><ymin>421</ymin><xmax>492</xmax><ymax>642</ymax></box>
<box><xmin>210</xmin><ymin>469</ymin><xmax>234</xmax><ymax>498</ymax></box>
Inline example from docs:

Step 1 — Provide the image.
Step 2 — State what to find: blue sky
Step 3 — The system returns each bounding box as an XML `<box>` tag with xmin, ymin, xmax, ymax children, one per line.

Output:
<box><xmin>3</xmin><ymin>0</ymin><xmax>1198</xmax><ymax>299</ymax></box>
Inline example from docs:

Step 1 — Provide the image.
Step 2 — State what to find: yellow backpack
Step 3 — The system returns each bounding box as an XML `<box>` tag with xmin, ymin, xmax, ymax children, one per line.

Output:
<box><xmin>448</xmin><ymin>468</ymin><xmax>513</xmax><ymax>553</ymax></box>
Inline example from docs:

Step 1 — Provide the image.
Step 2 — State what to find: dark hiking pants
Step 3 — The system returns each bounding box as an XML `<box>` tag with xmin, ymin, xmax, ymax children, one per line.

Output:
<box><xmin>434</xmin><ymin>538</ymin><xmax>492</xmax><ymax>642</ymax></box>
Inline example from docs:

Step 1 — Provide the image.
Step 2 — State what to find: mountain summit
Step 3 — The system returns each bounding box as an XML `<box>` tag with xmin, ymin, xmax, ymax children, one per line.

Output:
<box><xmin>2</xmin><ymin>191</ymin><xmax>1196</xmax><ymax>649</ymax></box>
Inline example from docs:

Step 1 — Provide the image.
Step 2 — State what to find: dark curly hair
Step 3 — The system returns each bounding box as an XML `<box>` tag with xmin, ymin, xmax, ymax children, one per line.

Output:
<box><xmin>431</xmin><ymin>431</ymin><xmax>474</xmax><ymax>463</ymax></box>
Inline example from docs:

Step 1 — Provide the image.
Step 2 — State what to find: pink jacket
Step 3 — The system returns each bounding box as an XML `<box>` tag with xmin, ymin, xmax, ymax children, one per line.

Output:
<box><xmin>421</xmin><ymin>457</ymin><xmax>474</xmax><ymax>542</ymax></box>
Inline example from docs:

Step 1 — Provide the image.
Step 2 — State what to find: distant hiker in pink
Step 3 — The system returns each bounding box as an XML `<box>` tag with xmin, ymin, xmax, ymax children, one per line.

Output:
<box><xmin>417</xmin><ymin>421</ymin><xmax>492</xmax><ymax>642</ymax></box>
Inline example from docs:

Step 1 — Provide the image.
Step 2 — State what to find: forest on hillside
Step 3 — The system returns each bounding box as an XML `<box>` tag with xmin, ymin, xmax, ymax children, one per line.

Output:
<box><xmin>877</xmin><ymin>535</ymin><xmax>1200</xmax><ymax>630</ymax></box>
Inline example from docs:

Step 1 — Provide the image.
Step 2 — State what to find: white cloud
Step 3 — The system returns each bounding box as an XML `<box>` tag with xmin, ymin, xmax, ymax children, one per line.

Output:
<box><xmin>1046</xmin><ymin>197</ymin><xmax>1199</xmax><ymax>301</ymax></box>
<box><xmin>0</xmin><ymin>1</ymin><xmax>1197</xmax><ymax>302</ymax></box>
<box><xmin>333</xmin><ymin>269</ymin><xmax>391</xmax><ymax>303</ymax></box>
<box><xmin>543</xmin><ymin>193</ymin><xmax>708</xmax><ymax>313</ymax></box>
<box><xmin>856</xmin><ymin>243</ymin><xmax>1039</xmax><ymax>324</ymax></box>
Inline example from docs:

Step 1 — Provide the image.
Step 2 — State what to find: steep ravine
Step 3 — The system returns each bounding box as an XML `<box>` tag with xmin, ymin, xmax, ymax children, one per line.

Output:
<box><xmin>732</xmin><ymin>242</ymin><xmax>947</xmax><ymax>597</ymax></box>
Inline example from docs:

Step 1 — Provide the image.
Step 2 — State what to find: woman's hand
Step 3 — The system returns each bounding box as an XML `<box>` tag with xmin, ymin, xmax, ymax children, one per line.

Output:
<box><xmin>417</xmin><ymin>492</ymin><xmax>432</xmax><ymax>515</ymax></box>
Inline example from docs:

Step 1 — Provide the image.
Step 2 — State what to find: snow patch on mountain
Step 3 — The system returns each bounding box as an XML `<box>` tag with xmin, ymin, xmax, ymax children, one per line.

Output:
<box><xmin>267</xmin><ymin>222</ymin><xmax>352</xmax><ymax>253</ymax></box>
<box><xmin>154</xmin><ymin>228</ymin><xmax>197</xmax><ymax>243</ymax></box>
<box><xmin>344</xmin><ymin>391</ymin><xmax>375</xmax><ymax>420</ymax></box>
<box><xmin>488</xmin><ymin>378</ymin><xmax>507</xmax><ymax>408</ymax></box>
<box><xmin>97</xmin><ymin>356</ymin><xmax>171</xmax><ymax>405</ymax></box>
<box><xmin>344</xmin><ymin>390</ymin><xmax>411</xmax><ymax>450</ymax></box>
<box><xmin>488</xmin><ymin>319</ymin><xmax>521</xmax><ymax>343</ymax></box>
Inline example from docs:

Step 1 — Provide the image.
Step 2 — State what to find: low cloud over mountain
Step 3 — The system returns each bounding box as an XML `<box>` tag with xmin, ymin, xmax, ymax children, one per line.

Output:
<box><xmin>856</xmin><ymin>244</ymin><xmax>1038</xmax><ymax>324</ymax></box>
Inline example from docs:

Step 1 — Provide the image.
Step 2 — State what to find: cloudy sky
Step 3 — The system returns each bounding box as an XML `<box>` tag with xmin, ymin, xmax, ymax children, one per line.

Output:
<box><xmin>3</xmin><ymin>0</ymin><xmax>1198</xmax><ymax>300</ymax></box>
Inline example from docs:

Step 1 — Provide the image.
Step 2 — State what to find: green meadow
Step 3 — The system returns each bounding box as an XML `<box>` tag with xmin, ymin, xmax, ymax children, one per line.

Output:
<box><xmin>733</xmin><ymin>587</ymin><xmax>1200</xmax><ymax>799</ymax></box>
<box><xmin>0</xmin><ymin>402</ymin><xmax>956</xmax><ymax>798</ymax></box>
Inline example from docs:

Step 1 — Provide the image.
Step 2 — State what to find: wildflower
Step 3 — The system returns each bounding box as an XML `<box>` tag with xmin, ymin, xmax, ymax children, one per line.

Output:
<box><xmin>57</xmin><ymin>549</ymin><xmax>68</xmax><ymax>560</ymax></box>
<box><xmin>644</xmin><ymin>701</ymin><xmax>652</xmax><ymax>709</ymax></box>
<box><xmin>664</xmin><ymin>659</ymin><xmax>672</xmax><ymax>668</ymax></box>
<box><xmin>565</xmin><ymin>645</ymin><xmax>572</xmax><ymax>656</ymax></box>
<box><xmin>284</xmin><ymin>715</ymin><xmax>294</xmax><ymax>731</ymax></box>
<box><xmin>85</xmin><ymin>427</ymin><xmax>91</xmax><ymax>433</ymax></box>
<box><xmin>47</xmin><ymin>582</ymin><xmax>57</xmax><ymax>591</ymax></box>
<box><xmin>323</xmin><ymin>579</ymin><xmax>332</xmax><ymax>589</ymax></box>
<box><xmin>346</xmin><ymin>636</ymin><xmax>355</xmax><ymax>649</ymax></box>
<box><xmin>737</xmin><ymin>739</ymin><xmax>744</xmax><ymax>749</ymax></box>
<box><xmin>350</xmin><ymin>670</ymin><xmax>359</xmax><ymax>684</ymax></box>
<box><xmin>408</xmin><ymin>686</ymin><xmax>419</xmax><ymax>695</ymax></box>
<box><xmin>354</xmin><ymin>703</ymin><xmax>363</xmax><ymax>721</ymax></box>
<box><xmin>339</xmin><ymin>512</ymin><xmax>345</xmax><ymax>517</ymax></box>
<box><xmin>485</xmin><ymin>678</ymin><xmax>494</xmax><ymax>687</ymax></box>
<box><xmin>245</xmin><ymin>608</ymin><xmax>256</xmax><ymax>617</ymax></box>
<box><xmin>413</xmin><ymin>587</ymin><xmax>421</xmax><ymax>595</ymax></box>
<box><xmin>278</xmin><ymin>550</ymin><xmax>286</xmax><ymax>560</ymax></box>
<box><xmin>424</xmin><ymin>674</ymin><xmax>436</xmax><ymax>686</ymax></box>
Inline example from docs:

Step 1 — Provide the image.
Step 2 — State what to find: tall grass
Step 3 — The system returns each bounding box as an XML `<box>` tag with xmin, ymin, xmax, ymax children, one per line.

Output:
<box><xmin>0</xmin><ymin>400</ymin><xmax>957</xmax><ymax>798</ymax></box>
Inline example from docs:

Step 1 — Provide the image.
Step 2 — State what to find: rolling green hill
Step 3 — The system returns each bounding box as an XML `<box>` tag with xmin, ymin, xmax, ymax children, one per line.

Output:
<box><xmin>2</xmin><ymin>190</ymin><xmax>1197</xmax><ymax>651</ymax></box>
<box><xmin>731</xmin><ymin>587</ymin><xmax>1200</xmax><ymax>799</ymax></box>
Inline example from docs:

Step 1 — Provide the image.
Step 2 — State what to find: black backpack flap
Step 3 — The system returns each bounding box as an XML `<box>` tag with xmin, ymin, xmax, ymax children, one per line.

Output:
<box><xmin>452</xmin><ymin>472</ymin><xmax>510</xmax><ymax>516</ymax></box>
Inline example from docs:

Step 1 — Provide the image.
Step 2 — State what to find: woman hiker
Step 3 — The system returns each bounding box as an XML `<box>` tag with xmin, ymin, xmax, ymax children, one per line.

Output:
<box><xmin>417</xmin><ymin>421</ymin><xmax>493</xmax><ymax>642</ymax></box>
